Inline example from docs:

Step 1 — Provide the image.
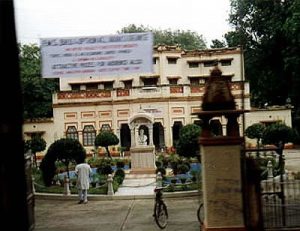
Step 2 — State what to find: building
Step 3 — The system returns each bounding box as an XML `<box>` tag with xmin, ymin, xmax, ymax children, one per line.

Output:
<box><xmin>23</xmin><ymin>45</ymin><xmax>292</xmax><ymax>157</ymax></box>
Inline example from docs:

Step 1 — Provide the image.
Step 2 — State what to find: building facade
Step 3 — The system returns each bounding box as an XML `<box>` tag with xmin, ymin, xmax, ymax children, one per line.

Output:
<box><xmin>23</xmin><ymin>45</ymin><xmax>291</xmax><ymax>156</ymax></box>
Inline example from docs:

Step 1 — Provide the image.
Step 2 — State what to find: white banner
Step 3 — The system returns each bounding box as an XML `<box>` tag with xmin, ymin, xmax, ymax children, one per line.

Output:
<box><xmin>40</xmin><ymin>32</ymin><xmax>153</xmax><ymax>78</ymax></box>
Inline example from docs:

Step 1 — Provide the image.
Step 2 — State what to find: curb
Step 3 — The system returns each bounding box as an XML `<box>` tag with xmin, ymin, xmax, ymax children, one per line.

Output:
<box><xmin>34</xmin><ymin>190</ymin><xmax>201</xmax><ymax>201</ymax></box>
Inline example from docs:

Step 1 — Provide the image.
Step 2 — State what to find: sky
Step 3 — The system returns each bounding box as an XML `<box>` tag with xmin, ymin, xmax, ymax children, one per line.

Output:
<box><xmin>14</xmin><ymin>0</ymin><xmax>232</xmax><ymax>47</ymax></box>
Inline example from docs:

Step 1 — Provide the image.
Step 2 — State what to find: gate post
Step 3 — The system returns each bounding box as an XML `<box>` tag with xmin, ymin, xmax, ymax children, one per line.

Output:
<box><xmin>194</xmin><ymin>66</ymin><xmax>247</xmax><ymax>231</ymax></box>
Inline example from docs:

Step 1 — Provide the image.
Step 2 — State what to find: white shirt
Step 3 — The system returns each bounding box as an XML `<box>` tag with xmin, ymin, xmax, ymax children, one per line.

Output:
<box><xmin>75</xmin><ymin>163</ymin><xmax>92</xmax><ymax>190</ymax></box>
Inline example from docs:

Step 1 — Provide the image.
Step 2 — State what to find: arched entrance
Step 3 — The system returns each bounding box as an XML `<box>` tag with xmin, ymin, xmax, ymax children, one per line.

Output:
<box><xmin>153</xmin><ymin>122</ymin><xmax>165</xmax><ymax>150</ymax></box>
<box><xmin>120</xmin><ymin>124</ymin><xmax>131</xmax><ymax>150</ymax></box>
<box><xmin>172</xmin><ymin>121</ymin><xmax>183</xmax><ymax>146</ymax></box>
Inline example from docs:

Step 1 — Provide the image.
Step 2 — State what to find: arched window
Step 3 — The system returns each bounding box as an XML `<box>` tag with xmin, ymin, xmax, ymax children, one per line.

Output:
<box><xmin>66</xmin><ymin>126</ymin><xmax>78</xmax><ymax>140</ymax></box>
<box><xmin>83</xmin><ymin>125</ymin><xmax>96</xmax><ymax>146</ymax></box>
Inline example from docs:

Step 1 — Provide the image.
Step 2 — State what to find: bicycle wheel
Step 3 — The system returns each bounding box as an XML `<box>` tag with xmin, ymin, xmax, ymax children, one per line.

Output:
<box><xmin>154</xmin><ymin>201</ymin><xmax>168</xmax><ymax>229</ymax></box>
<box><xmin>197</xmin><ymin>203</ymin><xmax>204</xmax><ymax>225</ymax></box>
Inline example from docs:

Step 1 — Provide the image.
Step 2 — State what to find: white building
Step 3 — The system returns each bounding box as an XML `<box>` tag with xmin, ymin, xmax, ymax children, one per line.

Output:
<box><xmin>23</xmin><ymin>45</ymin><xmax>292</xmax><ymax>157</ymax></box>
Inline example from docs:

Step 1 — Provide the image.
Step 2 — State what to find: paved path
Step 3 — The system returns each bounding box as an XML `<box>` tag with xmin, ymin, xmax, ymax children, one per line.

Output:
<box><xmin>34</xmin><ymin>196</ymin><xmax>201</xmax><ymax>231</ymax></box>
<box><xmin>115</xmin><ymin>174</ymin><xmax>157</xmax><ymax>196</ymax></box>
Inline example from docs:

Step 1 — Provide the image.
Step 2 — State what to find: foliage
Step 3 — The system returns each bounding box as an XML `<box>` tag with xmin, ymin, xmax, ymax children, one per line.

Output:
<box><xmin>19</xmin><ymin>44</ymin><xmax>59</xmax><ymax>119</ymax></box>
<box><xmin>119</xmin><ymin>24</ymin><xmax>206</xmax><ymax>50</ymax></box>
<box><xmin>262</xmin><ymin>122</ymin><xmax>297</xmax><ymax>147</ymax></box>
<box><xmin>245</xmin><ymin>123</ymin><xmax>265</xmax><ymax>148</ymax></box>
<box><xmin>210</xmin><ymin>39</ymin><xmax>226</xmax><ymax>48</ymax></box>
<box><xmin>94</xmin><ymin>131</ymin><xmax>119</xmax><ymax>159</ymax></box>
<box><xmin>228</xmin><ymin>0</ymin><xmax>300</xmax><ymax>116</ymax></box>
<box><xmin>176</xmin><ymin>124</ymin><xmax>201</xmax><ymax>158</ymax></box>
<box><xmin>25</xmin><ymin>136</ymin><xmax>46</xmax><ymax>167</ymax></box>
<box><xmin>40</xmin><ymin>138</ymin><xmax>86</xmax><ymax>186</ymax></box>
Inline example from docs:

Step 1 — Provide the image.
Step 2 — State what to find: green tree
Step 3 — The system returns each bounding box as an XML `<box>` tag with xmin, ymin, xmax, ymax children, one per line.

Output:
<box><xmin>228</xmin><ymin>0</ymin><xmax>300</xmax><ymax>111</ymax></box>
<box><xmin>94</xmin><ymin>131</ymin><xmax>119</xmax><ymax>159</ymax></box>
<box><xmin>25</xmin><ymin>136</ymin><xmax>47</xmax><ymax>167</ymax></box>
<box><xmin>119</xmin><ymin>24</ymin><xmax>207</xmax><ymax>50</ymax></box>
<box><xmin>19</xmin><ymin>44</ymin><xmax>59</xmax><ymax>119</ymax></box>
<box><xmin>245</xmin><ymin>123</ymin><xmax>265</xmax><ymax>148</ymax></box>
<box><xmin>40</xmin><ymin>138</ymin><xmax>86</xmax><ymax>186</ymax></box>
<box><xmin>176</xmin><ymin>124</ymin><xmax>201</xmax><ymax>158</ymax></box>
<box><xmin>262</xmin><ymin>122</ymin><xmax>297</xmax><ymax>148</ymax></box>
<box><xmin>210</xmin><ymin>39</ymin><xmax>226</xmax><ymax>48</ymax></box>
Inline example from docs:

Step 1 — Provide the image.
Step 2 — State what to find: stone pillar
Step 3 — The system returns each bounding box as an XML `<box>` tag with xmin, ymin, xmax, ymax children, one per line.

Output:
<box><xmin>107</xmin><ymin>174</ymin><xmax>114</xmax><ymax>196</ymax></box>
<box><xmin>130</xmin><ymin>125</ymin><xmax>135</xmax><ymax>147</ymax></box>
<box><xmin>200</xmin><ymin>138</ymin><xmax>246</xmax><ymax>231</ymax></box>
<box><xmin>148</xmin><ymin>124</ymin><xmax>153</xmax><ymax>146</ymax></box>
<box><xmin>63</xmin><ymin>176</ymin><xmax>71</xmax><ymax>196</ymax></box>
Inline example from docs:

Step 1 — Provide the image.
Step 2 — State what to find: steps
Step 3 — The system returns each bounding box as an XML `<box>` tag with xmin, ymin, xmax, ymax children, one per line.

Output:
<box><xmin>114</xmin><ymin>174</ymin><xmax>157</xmax><ymax>196</ymax></box>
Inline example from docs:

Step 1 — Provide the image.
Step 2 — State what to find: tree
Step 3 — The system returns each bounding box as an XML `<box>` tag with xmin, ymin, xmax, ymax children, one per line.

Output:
<box><xmin>25</xmin><ymin>136</ymin><xmax>46</xmax><ymax>167</ymax></box>
<box><xmin>40</xmin><ymin>138</ymin><xmax>86</xmax><ymax>186</ymax></box>
<box><xmin>119</xmin><ymin>24</ymin><xmax>207</xmax><ymax>50</ymax></box>
<box><xmin>19</xmin><ymin>44</ymin><xmax>59</xmax><ymax>119</ymax></box>
<box><xmin>228</xmin><ymin>0</ymin><xmax>300</xmax><ymax>111</ymax></box>
<box><xmin>245</xmin><ymin>123</ymin><xmax>265</xmax><ymax>148</ymax></box>
<box><xmin>210</xmin><ymin>39</ymin><xmax>226</xmax><ymax>48</ymax></box>
<box><xmin>94</xmin><ymin>131</ymin><xmax>119</xmax><ymax>159</ymax></box>
<box><xmin>176</xmin><ymin>124</ymin><xmax>201</xmax><ymax>158</ymax></box>
<box><xmin>262</xmin><ymin>122</ymin><xmax>297</xmax><ymax>148</ymax></box>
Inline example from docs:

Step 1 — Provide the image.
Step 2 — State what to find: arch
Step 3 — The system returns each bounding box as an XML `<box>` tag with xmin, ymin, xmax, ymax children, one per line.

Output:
<box><xmin>172</xmin><ymin>121</ymin><xmax>183</xmax><ymax>146</ymax></box>
<box><xmin>153</xmin><ymin>122</ymin><xmax>165</xmax><ymax>150</ymax></box>
<box><xmin>120</xmin><ymin>123</ymin><xmax>131</xmax><ymax>150</ymax></box>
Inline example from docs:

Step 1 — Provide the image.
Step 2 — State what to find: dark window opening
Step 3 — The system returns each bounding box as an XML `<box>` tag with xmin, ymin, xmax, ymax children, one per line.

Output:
<box><xmin>143</xmin><ymin>78</ymin><xmax>158</xmax><ymax>87</ymax></box>
<box><xmin>167</xmin><ymin>57</ymin><xmax>177</xmax><ymax>64</ymax></box>
<box><xmin>71</xmin><ymin>84</ymin><xmax>80</xmax><ymax>91</ymax></box>
<box><xmin>203</xmin><ymin>61</ymin><xmax>217</xmax><ymax>67</ymax></box>
<box><xmin>221</xmin><ymin>60</ymin><xmax>232</xmax><ymax>66</ymax></box>
<box><xmin>103</xmin><ymin>82</ymin><xmax>113</xmax><ymax>90</ymax></box>
<box><xmin>189</xmin><ymin>62</ymin><xmax>199</xmax><ymax>68</ymax></box>
<box><xmin>86</xmin><ymin>83</ymin><xmax>98</xmax><ymax>90</ymax></box>
<box><xmin>123</xmin><ymin>80</ymin><xmax>133</xmax><ymax>89</ymax></box>
<box><xmin>169</xmin><ymin>79</ymin><xmax>178</xmax><ymax>85</ymax></box>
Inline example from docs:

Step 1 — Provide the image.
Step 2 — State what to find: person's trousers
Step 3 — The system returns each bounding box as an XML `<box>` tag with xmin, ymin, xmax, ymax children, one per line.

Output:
<box><xmin>78</xmin><ymin>189</ymin><xmax>88</xmax><ymax>202</ymax></box>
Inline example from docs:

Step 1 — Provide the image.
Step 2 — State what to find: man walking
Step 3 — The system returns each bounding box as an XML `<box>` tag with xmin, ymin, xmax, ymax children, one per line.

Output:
<box><xmin>75</xmin><ymin>160</ymin><xmax>92</xmax><ymax>204</ymax></box>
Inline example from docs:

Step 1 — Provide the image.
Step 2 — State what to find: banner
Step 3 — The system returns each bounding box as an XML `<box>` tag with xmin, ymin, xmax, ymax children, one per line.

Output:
<box><xmin>40</xmin><ymin>32</ymin><xmax>153</xmax><ymax>78</ymax></box>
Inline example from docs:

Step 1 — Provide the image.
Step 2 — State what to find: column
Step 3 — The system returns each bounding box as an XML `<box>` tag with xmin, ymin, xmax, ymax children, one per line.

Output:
<box><xmin>148</xmin><ymin>124</ymin><xmax>153</xmax><ymax>146</ymax></box>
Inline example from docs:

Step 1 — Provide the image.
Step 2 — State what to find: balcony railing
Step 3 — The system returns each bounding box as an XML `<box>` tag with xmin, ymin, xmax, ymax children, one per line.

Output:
<box><xmin>54</xmin><ymin>82</ymin><xmax>246</xmax><ymax>104</ymax></box>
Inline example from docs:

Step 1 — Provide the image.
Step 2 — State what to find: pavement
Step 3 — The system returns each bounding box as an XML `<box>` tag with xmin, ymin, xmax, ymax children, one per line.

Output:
<box><xmin>34</xmin><ymin>196</ymin><xmax>201</xmax><ymax>231</ymax></box>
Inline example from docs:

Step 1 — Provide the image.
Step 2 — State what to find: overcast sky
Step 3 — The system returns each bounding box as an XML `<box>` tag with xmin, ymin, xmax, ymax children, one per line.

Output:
<box><xmin>14</xmin><ymin>0</ymin><xmax>232</xmax><ymax>47</ymax></box>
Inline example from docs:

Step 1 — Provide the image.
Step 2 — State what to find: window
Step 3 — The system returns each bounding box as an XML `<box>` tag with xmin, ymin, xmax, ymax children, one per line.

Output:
<box><xmin>190</xmin><ymin>78</ymin><xmax>200</xmax><ymax>86</ymax></box>
<box><xmin>66</xmin><ymin>126</ymin><xmax>78</xmax><ymax>140</ymax></box>
<box><xmin>153</xmin><ymin>57</ymin><xmax>158</xmax><ymax>64</ymax></box>
<box><xmin>203</xmin><ymin>61</ymin><xmax>217</xmax><ymax>67</ymax></box>
<box><xmin>123</xmin><ymin>80</ymin><xmax>132</xmax><ymax>89</ymax></box>
<box><xmin>103</xmin><ymin>82</ymin><xmax>113</xmax><ymax>90</ymax></box>
<box><xmin>143</xmin><ymin>78</ymin><xmax>157</xmax><ymax>87</ymax></box>
<box><xmin>189</xmin><ymin>62</ymin><xmax>199</xmax><ymax>68</ymax></box>
<box><xmin>169</xmin><ymin>78</ymin><xmax>178</xmax><ymax>85</ymax></box>
<box><xmin>167</xmin><ymin>57</ymin><xmax>177</xmax><ymax>64</ymax></box>
<box><xmin>100</xmin><ymin>124</ymin><xmax>111</xmax><ymax>131</ymax></box>
<box><xmin>220</xmin><ymin>59</ymin><xmax>232</xmax><ymax>66</ymax></box>
<box><xmin>71</xmin><ymin>84</ymin><xmax>80</xmax><ymax>91</ymax></box>
<box><xmin>86</xmin><ymin>83</ymin><xmax>98</xmax><ymax>90</ymax></box>
<box><xmin>82</xmin><ymin>125</ymin><xmax>96</xmax><ymax>146</ymax></box>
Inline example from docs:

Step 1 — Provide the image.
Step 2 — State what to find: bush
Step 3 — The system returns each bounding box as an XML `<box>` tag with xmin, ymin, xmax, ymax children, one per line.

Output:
<box><xmin>114</xmin><ymin>168</ymin><xmax>125</xmax><ymax>184</ymax></box>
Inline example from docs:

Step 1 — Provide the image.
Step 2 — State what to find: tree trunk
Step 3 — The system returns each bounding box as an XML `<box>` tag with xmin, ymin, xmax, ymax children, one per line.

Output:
<box><xmin>105</xmin><ymin>146</ymin><xmax>112</xmax><ymax>159</ymax></box>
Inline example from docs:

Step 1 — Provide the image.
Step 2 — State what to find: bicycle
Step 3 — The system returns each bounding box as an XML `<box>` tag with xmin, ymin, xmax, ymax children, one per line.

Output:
<box><xmin>197</xmin><ymin>202</ymin><xmax>204</xmax><ymax>225</ymax></box>
<box><xmin>153</xmin><ymin>186</ymin><xmax>168</xmax><ymax>229</ymax></box>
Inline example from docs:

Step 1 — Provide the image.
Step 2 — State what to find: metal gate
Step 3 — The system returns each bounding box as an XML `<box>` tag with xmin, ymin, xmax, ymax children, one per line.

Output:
<box><xmin>243</xmin><ymin>147</ymin><xmax>300</xmax><ymax>230</ymax></box>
